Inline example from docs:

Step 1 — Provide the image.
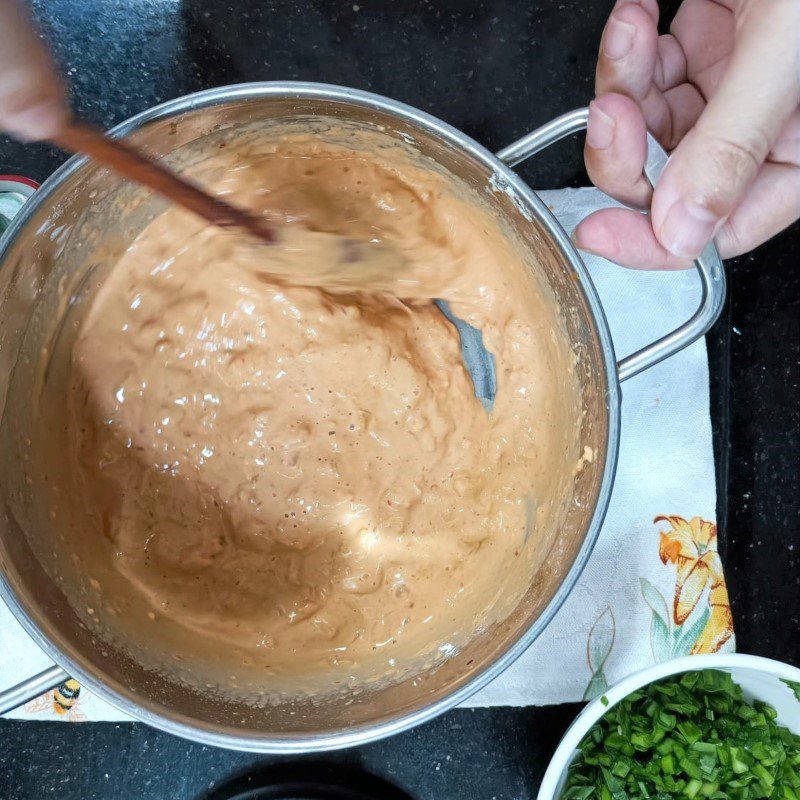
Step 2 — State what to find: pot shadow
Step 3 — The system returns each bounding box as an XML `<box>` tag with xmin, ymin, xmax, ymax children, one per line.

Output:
<box><xmin>198</xmin><ymin>759</ymin><xmax>416</xmax><ymax>800</ymax></box>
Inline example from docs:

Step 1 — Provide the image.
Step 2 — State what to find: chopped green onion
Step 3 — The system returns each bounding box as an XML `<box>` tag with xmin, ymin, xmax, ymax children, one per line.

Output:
<box><xmin>561</xmin><ymin>670</ymin><xmax>800</xmax><ymax>800</ymax></box>
<box><xmin>782</xmin><ymin>680</ymin><xmax>800</xmax><ymax>703</ymax></box>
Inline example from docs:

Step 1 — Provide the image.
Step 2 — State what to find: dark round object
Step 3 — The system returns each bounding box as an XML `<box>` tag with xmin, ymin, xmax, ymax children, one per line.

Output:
<box><xmin>226</xmin><ymin>783</ymin><xmax>389</xmax><ymax>799</ymax></box>
<box><xmin>205</xmin><ymin>763</ymin><xmax>415</xmax><ymax>800</ymax></box>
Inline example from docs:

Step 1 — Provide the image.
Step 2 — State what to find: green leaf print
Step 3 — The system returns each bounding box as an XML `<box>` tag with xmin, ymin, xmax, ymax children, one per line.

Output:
<box><xmin>583</xmin><ymin>607</ymin><xmax>615</xmax><ymax>701</ymax></box>
<box><xmin>640</xmin><ymin>577</ymin><xmax>670</xmax><ymax>631</ymax></box>
<box><xmin>640</xmin><ymin>577</ymin><xmax>673</xmax><ymax>662</ymax></box>
<box><xmin>640</xmin><ymin>577</ymin><xmax>714</xmax><ymax>660</ymax></box>
<box><xmin>583</xmin><ymin>670</ymin><xmax>609</xmax><ymax>702</ymax></box>
<box><xmin>650</xmin><ymin>610</ymin><xmax>673</xmax><ymax>662</ymax></box>
<box><xmin>673</xmin><ymin>606</ymin><xmax>711</xmax><ymax>657</ymax></box>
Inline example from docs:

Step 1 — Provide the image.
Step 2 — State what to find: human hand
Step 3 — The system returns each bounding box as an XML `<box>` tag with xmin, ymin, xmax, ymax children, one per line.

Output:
<box><xmin>575</xmin><ymin>0</ymin><xmax>800</xmax><ymax>269</ymax></box>
<box><xmin>0</xmin><ymin>0</ymin><xmax>68</xmax><ymax>141</ymax></box>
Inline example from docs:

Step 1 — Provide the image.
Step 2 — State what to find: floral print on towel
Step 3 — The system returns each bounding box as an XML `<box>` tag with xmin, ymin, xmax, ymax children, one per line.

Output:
<box><xmin>583</xmin><ymin>607</ymin><xmax>616</xmax><ymax>700</ymax></box>
<box><xmin>583</xmin><ymin>514</ymin><xmax>735</xmax><ymax>701</ymax></box>
<box><xmin>642</xmin><ymin>515</ymin><xmax>734</xmax><ymax>661</ymax></box>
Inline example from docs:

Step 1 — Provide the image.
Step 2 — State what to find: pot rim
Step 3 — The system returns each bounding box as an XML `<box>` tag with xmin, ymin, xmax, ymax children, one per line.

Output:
<box><xmin>0</xmin><ymin>81</ymin><xmax>621</xmax><ymax>752</ymax></box>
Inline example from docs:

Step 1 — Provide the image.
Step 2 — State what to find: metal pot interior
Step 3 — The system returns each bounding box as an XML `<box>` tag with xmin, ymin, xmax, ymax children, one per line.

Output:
<box><xmin>0</xmin><ymin>87</ymin><xmax>612</xmax><ymax>749</ymax></box>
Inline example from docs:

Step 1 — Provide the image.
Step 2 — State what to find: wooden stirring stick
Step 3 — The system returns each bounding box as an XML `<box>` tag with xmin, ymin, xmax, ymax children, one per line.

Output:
<box><xmin>51</xmin><ymin>122</ymin><xmax>276</xmax><ymax>243</ymax></box>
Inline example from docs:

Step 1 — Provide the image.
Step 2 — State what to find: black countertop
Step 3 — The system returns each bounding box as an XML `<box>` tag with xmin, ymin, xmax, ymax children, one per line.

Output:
<box><xmin>0</xmin><ymin>1</ymin><xmax>797</xmax><ymax>798</ymax></box>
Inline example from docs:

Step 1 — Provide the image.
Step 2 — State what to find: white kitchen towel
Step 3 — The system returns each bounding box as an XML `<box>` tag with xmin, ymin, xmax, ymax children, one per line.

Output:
<box><xmin>468</xmin><ymin>188</ymin><xmax>735</xmax><ymax>706</ymax></box>
<box><xmin>0</xmin><ymin>187</ymin><xmax>734</xmax><ymax>722</ymax></box>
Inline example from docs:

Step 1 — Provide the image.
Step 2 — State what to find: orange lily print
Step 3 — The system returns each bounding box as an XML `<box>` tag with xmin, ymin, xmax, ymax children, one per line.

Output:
<box><xmin>656</xmin><ymin>515</ymin><xmax>734</xmax><ymax>653</ymax></box>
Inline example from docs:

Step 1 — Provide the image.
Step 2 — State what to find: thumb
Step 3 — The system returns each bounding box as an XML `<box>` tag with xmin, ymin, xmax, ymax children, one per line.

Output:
<box><xmin>651</xmin><ymin>0</ymin><xmax>800</xmax><ymax>260</ymax></box>
<box><xmin>0</xmin><ymin>0</ymin><xmax>68</xmax><ymax>141</ymax></box>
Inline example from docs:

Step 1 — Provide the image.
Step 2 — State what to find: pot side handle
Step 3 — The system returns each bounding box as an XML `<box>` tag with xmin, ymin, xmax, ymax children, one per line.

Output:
<box><xmin>495</xmin><ymin>107</ymin><xmax>726</xmax><ymax>383</ymax></box>
<box><xmin>0</xmin><ymin>174</ymin><xmax>73</xmax><ymax>716</ymax></box>
<box><xmin>0</xmin><ymin>665</ymin><xmax>70</xmax><ymax>715</ymax></box>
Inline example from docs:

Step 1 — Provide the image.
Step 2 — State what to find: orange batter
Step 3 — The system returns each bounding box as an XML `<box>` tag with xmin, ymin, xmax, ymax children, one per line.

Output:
<box><xmin>46</xmin><ymin>126</ymin><xmax>580</xmax><ymax>694</ymax></box>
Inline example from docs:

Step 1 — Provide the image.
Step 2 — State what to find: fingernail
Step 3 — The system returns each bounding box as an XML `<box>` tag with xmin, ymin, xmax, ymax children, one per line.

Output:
<box><xmin>586</xmin><ymin>102</ymin><xmax>615</xmax><ymax>150</ymax></box>
<box><xmin>572</xmin><ymin>225</ymin><xmax>614</xmax><ymax>258</ymax></box>
<box><xmin>604</xmin><ymin>16</ymin><xmax>636</xmax><ymax>60</ymax></box>
<box><xmin>570</xmin><ymin>230</ymin><xmax>591</xmax><ymax>251</ymax></box>
<box><xmin>660</xmin><ymin>200</ymin><xmax>720</xmax><ymax>259</ymax></box>
<box><xmin>573</xmin><ymin>239</ymin><xmax>602</xmax><ymax>257</ymax></box>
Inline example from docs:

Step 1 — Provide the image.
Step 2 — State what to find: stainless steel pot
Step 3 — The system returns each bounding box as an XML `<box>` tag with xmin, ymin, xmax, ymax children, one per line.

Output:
<box><xmin>0</xmin><ymin>82</ymin><xmax>725</xmax><ymax>751</ymax></box>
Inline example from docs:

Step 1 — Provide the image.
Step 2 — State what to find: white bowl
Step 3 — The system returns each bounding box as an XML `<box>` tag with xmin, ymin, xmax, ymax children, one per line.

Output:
<box><xmin>538</xmin><ymin>653</ymin><xmax>800</xmax><ymax>800</ymax></box>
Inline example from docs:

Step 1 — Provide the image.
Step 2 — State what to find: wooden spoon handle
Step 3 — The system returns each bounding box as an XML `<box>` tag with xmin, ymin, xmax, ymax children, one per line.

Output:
<box><xmin>51</xmin><ymin>122</ymin><xmax>276</xmax><ymax>243</ymax></box>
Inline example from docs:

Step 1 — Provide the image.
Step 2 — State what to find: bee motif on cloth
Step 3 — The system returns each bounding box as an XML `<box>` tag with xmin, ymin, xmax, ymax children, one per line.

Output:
<box><xmin>23</xmin><ymin>678</ymin><xmax>87</xmax><ymax>722</ymax></box>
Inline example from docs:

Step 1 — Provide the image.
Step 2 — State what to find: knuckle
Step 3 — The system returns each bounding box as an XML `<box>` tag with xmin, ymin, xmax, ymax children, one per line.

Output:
<box><xmin>705</xmin><ymin>133</ymin><xmax>766</xmax><ymax>179</ymax></box>
<box><xmin>689</xmin><ymin>132</ymin><xmax>768</xmax><ymax>214</ymax></box>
